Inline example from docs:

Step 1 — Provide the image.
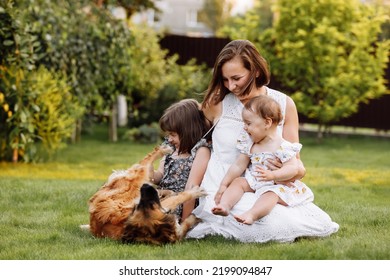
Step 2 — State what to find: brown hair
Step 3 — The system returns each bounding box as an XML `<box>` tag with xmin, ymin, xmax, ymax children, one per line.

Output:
<box><xmin>202</xmin><ymin>40</ymin><xmax>270</xmax><ymax>109</ymax></box>
<box><xmin>159</xmin><ymin>99</ymin><xmax>209</xmax><ymax>155</ymax></box>
<box><xmin>244</xmin><ymin>95</ymin><xmax>282</xmax><ymax>126</ymax></box>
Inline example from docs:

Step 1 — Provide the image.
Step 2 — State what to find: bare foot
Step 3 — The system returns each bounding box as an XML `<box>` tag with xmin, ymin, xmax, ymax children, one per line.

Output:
<box><xmin>211</xmin><ymin>205</ymin><xmax>229</xmax><ymax>216</ymax></box>
<box><xmin>234</xmin><ymin>213</ymin><xmax>255</xmax><ymax>225</ymax></box>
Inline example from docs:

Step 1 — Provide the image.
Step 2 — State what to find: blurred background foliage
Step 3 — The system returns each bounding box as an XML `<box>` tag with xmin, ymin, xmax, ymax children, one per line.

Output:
<box><xmin>219</xmin><ymin>0</ymin><xmax>389</xmax><ymax>139</ymax></box>
<box><xmin>0</xmin><ymin>0</ymin><xmax>389</xmax><ymax>162</ymax></box>
<box><xmin>0</xmin><ymin>0</ymin><xmax>209</xmax><ymax>162</ymax></box>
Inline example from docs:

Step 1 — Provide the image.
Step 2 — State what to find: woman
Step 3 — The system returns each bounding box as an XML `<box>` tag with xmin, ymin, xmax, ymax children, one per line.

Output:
<box><xmin>187</xmin><ymin>39</ymin><xmax>339</xmax><ymax>242</ymax></box>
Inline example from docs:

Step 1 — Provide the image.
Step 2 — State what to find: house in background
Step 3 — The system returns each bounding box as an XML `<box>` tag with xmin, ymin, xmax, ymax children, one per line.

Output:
<box><xmin>131</xmin><ymin>0</ymin><xmax>212</xmax><ymax>37</ymax></box>
<box><xmin>131</xmin><ymin>0</ymin><xmax>254</xmax><ymax>37</ymax></box>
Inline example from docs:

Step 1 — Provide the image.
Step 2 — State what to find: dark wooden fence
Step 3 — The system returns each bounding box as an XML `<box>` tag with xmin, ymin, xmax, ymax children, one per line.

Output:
<box><xmin>159</xmin><ymin>35</ymin><xmax>390</xmax><ymax>131</ymax></box>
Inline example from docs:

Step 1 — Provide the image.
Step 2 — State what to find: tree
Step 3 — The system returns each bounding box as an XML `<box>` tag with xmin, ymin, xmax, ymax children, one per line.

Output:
<box><xmin>198</xmin><ymin>0</ymin><xmax>233</xmax><ymax>36</ymax></box>
<box><xmin>261</xmin><ymin>0</ymin><xmax>390</xmax><ymax>139</ymax></box>
<box><xmin>0</xmin><ymin>0</ymin><xmax>82</xmax><ymax>162</ymax></box>
<box><xmin>219</xmin><ymin>0</ymin><xmax>274</xmax><ymax>39</ymax></box>
<box><xmin>127</xmin><ymin>24</ymin><xmax>209</xmax><ymax>127</ymax></box>
<box><xmin>21</xmin><ymin>0</ymin><xmax>134</xmax><ymax>142</ymax></box>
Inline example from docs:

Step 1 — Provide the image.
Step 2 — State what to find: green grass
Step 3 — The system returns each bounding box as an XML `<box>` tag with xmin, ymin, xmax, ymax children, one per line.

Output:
<box><xmin>0</xmin><ymin>127</ymin><xmax>389</xmax><ymax>260</ymax></box>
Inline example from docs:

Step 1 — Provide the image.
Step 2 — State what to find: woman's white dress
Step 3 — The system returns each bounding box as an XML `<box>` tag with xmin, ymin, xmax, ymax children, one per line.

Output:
<box><xmin>187</xmin><ymin>88</ymin><xmax>339</xmax><ymax>243</ymax></box>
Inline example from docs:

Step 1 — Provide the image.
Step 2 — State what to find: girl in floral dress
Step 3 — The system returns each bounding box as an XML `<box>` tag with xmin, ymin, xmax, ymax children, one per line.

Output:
<box><xmin>212</xmin><ymin>95</ymin><xmax>314</xmax><ymax>225</ymax></box>
<box><xmin>150</xmin><ymin>99</ymin><xmax>211</xmax><ymax>222</ymax></box>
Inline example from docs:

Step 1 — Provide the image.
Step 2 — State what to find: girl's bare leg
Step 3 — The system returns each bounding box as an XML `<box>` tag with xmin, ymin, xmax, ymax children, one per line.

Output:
<box><xmin>212</xmin><ymin>177</ymin><xmax>252</xmax><ymax>216</ymax></box>
<box><xmin>234</xmin><ymin>192</ymin><xmax>284</xmax><ymax>225</ymax></box>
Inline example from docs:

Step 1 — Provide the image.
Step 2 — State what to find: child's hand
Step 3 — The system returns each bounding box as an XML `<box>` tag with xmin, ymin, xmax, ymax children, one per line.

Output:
<box><xmin>256</xmin><ymin>167</ymin><xmax>275</xmax><ymax>181</ymax></box>
<box><xmin>160</xmin><ymin>143</ymin><xmax>174</xmax><ymax>155</ymax></box>
<box><xmin>214</xmin><ymin>185</ymin><xmax>227</xmax><ymax>205</ymax></box>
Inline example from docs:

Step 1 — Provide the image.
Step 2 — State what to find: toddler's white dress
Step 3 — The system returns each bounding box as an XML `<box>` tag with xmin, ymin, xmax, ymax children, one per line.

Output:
<box><xmin>187</xmin><ymin>88</ymin><xmax>339</xmax><ymax>243</ymax></box>
<box><xmin>238</xmin><ymin>133</ymin><xmax>314</xmax><ymax>206</ymax></box>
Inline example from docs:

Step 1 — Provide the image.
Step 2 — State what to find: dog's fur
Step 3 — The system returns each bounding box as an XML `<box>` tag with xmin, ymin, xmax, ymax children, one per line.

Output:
<box><xmin>87</xmin><ymin>145</ymin><xmax>206</xmax><ymax>244</ymax></box>
<box><xmin>121</xmin><ymin>183</ymin><xmax>205</xmax><ymax>245</ymax></box>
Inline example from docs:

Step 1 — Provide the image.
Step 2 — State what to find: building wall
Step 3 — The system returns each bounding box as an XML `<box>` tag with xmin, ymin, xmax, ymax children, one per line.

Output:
<box><xmin>132</xmin><ymin>0</ymin><xmax>214</xmax><ymax>37</ymax></box>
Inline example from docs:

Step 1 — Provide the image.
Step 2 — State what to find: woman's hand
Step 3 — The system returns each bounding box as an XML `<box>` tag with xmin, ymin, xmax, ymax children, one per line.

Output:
<box><xmin>266</xmin><ymin>157</ymin><xmax>283</xmax><ymax>171</ymax></box>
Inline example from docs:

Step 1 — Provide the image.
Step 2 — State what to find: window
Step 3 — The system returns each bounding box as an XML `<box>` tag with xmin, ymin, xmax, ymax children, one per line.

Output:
<box><xmin>186</xmin><ymin>9</ymin><xmax>198</xmax><ymax>27</ymax></box>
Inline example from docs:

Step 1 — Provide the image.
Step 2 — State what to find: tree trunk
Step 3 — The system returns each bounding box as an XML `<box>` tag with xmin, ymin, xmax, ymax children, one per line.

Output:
<box><xmin>117</xmin><ymin>94</ymin><xmax>128</xmax><ymax>127</ymax></box>
<box><xmin>71</xmin><ymin>119</ymin><xmax>82</xmax><ymax>144</ymax></box>
<box><xmin>316</xmin><ymin>123</ymin><xmax>323</xmax><ymax>143</ymax></box>
<box><xmin>12</xmin><ymin>146</ymin><xmax>18</xmax><ymax>162</ymax></box>
<box><xmin>109</xmin><ymin>102</ymin><xmax>118</xmax><ymax>142</ymax></box>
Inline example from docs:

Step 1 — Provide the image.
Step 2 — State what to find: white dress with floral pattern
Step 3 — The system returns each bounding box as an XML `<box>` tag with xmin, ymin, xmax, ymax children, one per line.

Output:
<box><xmin>237</xmin><ymin>133</ymin><xmax>314</xmax><ymax>206</ymax></box>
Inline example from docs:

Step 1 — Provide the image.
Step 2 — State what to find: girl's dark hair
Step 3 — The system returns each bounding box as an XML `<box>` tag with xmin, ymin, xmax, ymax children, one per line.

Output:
<box><xmin>244</xmin><ymin>95</ymin><xmax>282</xmax><ymax>125</ymax></box>
<box><xmin>159</xmin><ymin>99</ymin><xmax>209</xmax><ymax>155</ymax></box>
<box><xmin>202</xmin><ymin>39</ymin><xmax>270</xmax><ymax>109</ymax></box>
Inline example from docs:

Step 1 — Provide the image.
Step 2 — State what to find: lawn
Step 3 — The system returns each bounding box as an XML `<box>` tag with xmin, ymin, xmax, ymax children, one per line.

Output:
<box><xmin>0</xmin><ymin>127</ymin><xmax>389</xmax><ymax>260</ymax></box>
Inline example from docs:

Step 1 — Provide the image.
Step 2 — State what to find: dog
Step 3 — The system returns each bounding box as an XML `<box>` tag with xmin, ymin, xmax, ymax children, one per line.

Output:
<box><xmin>87</xmin><ymin>144</ymin><xmax>206</xmax><ymax>244</ymax></box>
<box><xmin>121</xmin><ymin>183</ymin><xmax>205</xmax><ymax>245</ymax></box>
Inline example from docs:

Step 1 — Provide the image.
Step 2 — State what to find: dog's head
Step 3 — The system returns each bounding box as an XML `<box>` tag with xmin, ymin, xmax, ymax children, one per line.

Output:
<box><xmin>138</xmin><ymin>183</ymin><xmax>162</xmax><ymax>209</ymax></box>
<box><xmin>121</xmin><ymin>184</ymin><xmax>179</xmax><ymax>245</ymax></box>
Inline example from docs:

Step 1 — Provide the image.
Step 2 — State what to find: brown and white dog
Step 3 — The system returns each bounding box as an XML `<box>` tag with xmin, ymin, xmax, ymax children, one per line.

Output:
<box><xmin>86</xmin><ymin>145</ymin><xmax>206</xmax><ymax>244</ymax></box>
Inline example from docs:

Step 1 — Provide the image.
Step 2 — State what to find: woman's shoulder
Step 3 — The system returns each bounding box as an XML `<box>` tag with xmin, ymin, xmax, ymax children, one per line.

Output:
<box><xmin>203</xmin><ymin>100</ymin><xmax>222</xmax><ymax>123</ymax></box>
<box><xmin>267</xmin><ymin>87</ymin><xmax>286</xmax><ymax>98</ymax></box>
<box><xmin>267</xmin><ymin>87</ymin><xmax>287</xmax><ymax>115</ymax></box>
<box><xmin>268</xmin><ymin>87</ymin><xmax>296</xmax><ymax>108</ymax></box>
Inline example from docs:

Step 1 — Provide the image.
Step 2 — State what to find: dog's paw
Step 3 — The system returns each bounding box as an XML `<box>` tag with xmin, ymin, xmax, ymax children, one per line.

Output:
<box><xmin>187</xmin><ymin>185</ymin><xmax>208</xmax><ymax>198</ymax></box>
<box><xmin>160</xmin><ymin>144</ymin><xmax>174</xmax><ymax>155</ymax></box>
<box><xmin>158</xmin><ymin>189</ymin><xmax>176</xmax><ymax>200</ymax></box>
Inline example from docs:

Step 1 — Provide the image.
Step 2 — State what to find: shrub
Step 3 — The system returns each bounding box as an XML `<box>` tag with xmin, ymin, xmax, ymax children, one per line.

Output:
<box><xmin>122</xmin><ymin>122</ymin><xmax>161</xmax><ymax>144</ymax></box>
<box><xmin>0</xmin><ymin>66</ymin><xmax>82</xmax><ymax>162</ymax></box>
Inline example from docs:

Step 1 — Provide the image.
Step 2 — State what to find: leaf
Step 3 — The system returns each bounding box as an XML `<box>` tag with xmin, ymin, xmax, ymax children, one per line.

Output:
<box><xmin>3</xmin><ymin>40</ymin><xmax>14</xmax><ymax>46</ymax></box>
<box><xmin>31</xmin><ymin>104</ymin><xmax>40</xmax><ymax>112</ymax></box>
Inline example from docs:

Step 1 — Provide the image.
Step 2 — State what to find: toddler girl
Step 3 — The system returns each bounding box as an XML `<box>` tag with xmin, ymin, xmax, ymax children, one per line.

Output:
<box><xmin>212</xmin><ymin>95</ymin><xmax>314</xmax><ymax>224</ymax></box>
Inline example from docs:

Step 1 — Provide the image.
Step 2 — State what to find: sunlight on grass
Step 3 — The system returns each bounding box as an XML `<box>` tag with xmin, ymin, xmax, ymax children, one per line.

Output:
<box><xmin>304</xmin><ymin>167</ymin><xmax>390</xmax><ymax>187</ymax></box>
<box><xmin>0</xmin><ymin>162</ymin><xmax>111</xmax><ymax>181</ymax></box>
<box><xmin>333</xmin><ymin>168</ymin><xmax>389</xmax><ymax>185</ymax></box>
<box><xmin>3</xmin><ymin>162</ymin><xmax>386</xmax><ymax>190</ymax></box>
<box><xmin>1</xmin><ymin>135</ymin><xmax>389</xmax><ymax>260</ymax></box>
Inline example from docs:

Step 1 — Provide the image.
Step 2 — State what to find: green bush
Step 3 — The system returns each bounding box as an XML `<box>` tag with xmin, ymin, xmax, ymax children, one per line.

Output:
<box><xmin>0</xmin><ymin>66</ymin><xmax>82</xmax><ymax>162</ymax></box>
<box><xmin>127</xmin><ymin>24</ymin><xmax>210</xmax><ymax>126</ymax></box>
<box><xmin>122</xmin><ymin>122</ymin><xmax>161</xmax><ymax>144</ymax></box>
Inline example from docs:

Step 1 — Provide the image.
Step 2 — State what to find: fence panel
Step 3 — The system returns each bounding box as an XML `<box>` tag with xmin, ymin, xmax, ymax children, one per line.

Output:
<box><xmin>159</xmin><ymin>35</ymin><xmax>390</xmax><ymax>131</ymax></box>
